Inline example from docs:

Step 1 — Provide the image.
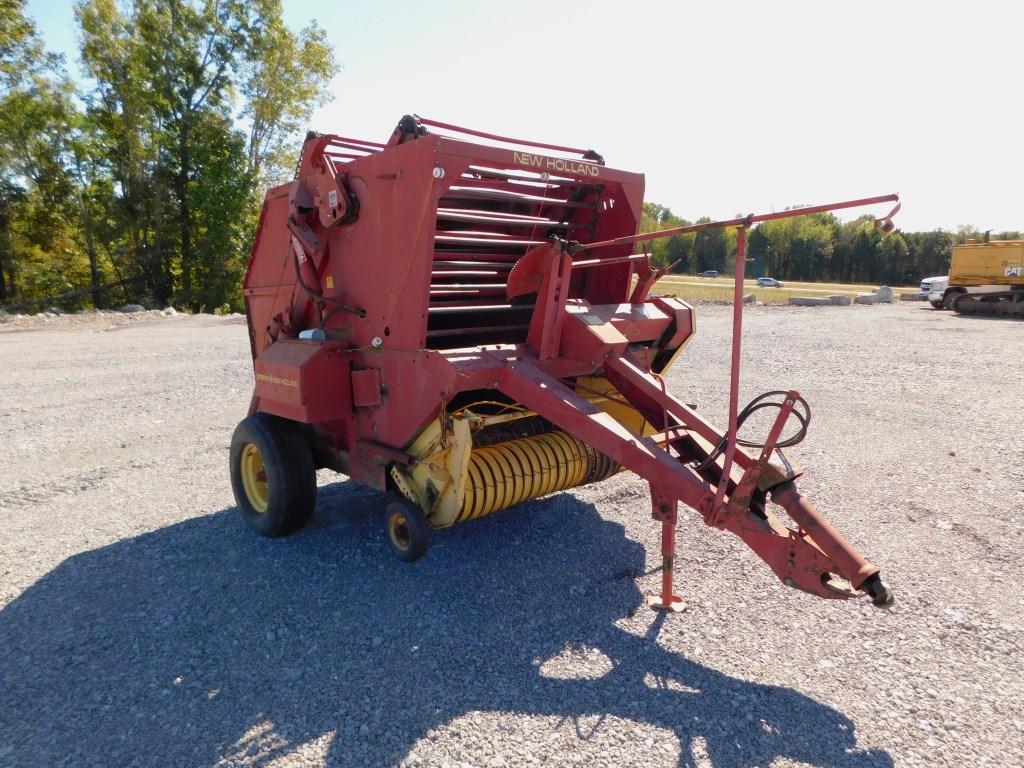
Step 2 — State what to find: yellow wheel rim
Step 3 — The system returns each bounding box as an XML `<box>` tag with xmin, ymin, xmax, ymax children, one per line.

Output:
<box><xmin>240</xmin><ymin>443</ymin><xmax>269</xmax><ymax>513</ymax></box>
<box><xmin>388</xmin><ymin>511</ymin><xmax>412</xmax><ymax>550</ymax></box>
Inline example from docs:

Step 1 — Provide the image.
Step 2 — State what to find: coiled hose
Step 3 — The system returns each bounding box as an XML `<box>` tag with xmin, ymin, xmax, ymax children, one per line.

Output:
<box><xmin>693</xmin><ymin>390</ymin><xmax>811</xmax><ymax>472</ymax></box>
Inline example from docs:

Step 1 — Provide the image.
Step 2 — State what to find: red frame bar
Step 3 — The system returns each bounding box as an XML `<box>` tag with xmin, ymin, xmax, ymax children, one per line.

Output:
<box><xmin>417</xmin><ymin>115</ymin><xmax>600</xmax><ymax>158</ymax></box>
<box><xmin>710</xmin><ymin>226</ymin><xmax>748</xmax><ymax>517</ymax></box>
<box><xmin>571</xmin><ymin>194</ymin><xmax>900</xmax><ymax>253</ymax></box>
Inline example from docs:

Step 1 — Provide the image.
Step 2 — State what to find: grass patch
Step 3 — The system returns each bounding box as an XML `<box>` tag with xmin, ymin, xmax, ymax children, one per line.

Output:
<box><xmin>653</xmin><ymin>276</ymin><xmax>917</xmax><ymax>305</ymax></box>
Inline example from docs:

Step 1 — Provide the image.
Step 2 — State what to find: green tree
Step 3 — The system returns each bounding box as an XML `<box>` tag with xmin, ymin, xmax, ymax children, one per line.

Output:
<box><xmin>187</xmin><ymin>111</ymin><xmax>251</xmax><ymax>311</ymax></box>
<box><xmin>639</xmin><ymin>202</ymin><xmax>694</xmax><ymax>272</ymax></box>
<box><xmin>0</xmin><ymin>0</ymin><xmax>85</xmax><ymax>303</ymax></box>
<box><xmin>77</xmin><ymin>0</ymin><xmax>165</xmax><ymax>303</ymax></box>
<box><xmin>239</xmin><ymin>0</ymin><xmax>335</xmax><ymax>186</ymax></box>
<box><xmin>77</xmin><ymin>0</ymin><xmax>337</xmax><ymax>311</ymax></box>
<box><xmin>747</xmin><ymin>226</ymin><xmax>770</xmax><ymax>277</ymax></box>
<box><xmin>0</xmin><ymin>179</ymin><xmax>24</xmax><ymax>299</ymax></box>
<box><xmin>848</xmin><ymin>226</ymin><xmax>879</xmax><ymax>283</ymax></box>
<box><xmin>1</xmin><ymin>0</ymin><xmax>40</xmax><ymax>87</ymax></box>
<box><xmin>135</xmin><ymin>0</ymin><xmax>251</xmax><ymax>307</ymax></box>
<box><xmin>693</xmin><ymin>217</ymin><xmax>727</xmax><ymax>274</ymax></box>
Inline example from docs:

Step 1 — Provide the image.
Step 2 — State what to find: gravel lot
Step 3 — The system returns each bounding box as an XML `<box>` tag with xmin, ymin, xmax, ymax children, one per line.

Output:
<box><xmin>1</xmin><ymin>303</ymin><xmax>1022</xmax><ymax>768</ymax></box>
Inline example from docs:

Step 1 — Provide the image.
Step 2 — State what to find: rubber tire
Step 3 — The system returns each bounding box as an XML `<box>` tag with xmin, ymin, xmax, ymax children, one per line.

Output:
<box><xmin>929</xmin><ymin>298</ymin><xmax>945</xmax><ymax>310</ymax></box>
<box><xmin>230</xmin><ymin>413</ymin><xmax>316</xmax><ymax>537</ymax></box>
<box><xmin>384</xmin><ymin>497</ymin><xmax>433</xmax><ymax>563</ymax></box>
<box><xmin>942</xmin><ymin>290</ymin><xmax>962</xmax><ymax>310</ymax></box>
<box><xmin>860</xmin><ymin>573</ymin><xmax>894</xmax><ymax>608</ymax></box>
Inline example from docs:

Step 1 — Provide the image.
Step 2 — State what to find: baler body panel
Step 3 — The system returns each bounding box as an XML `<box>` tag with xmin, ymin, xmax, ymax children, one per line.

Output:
<box><xmin>244</xmin><ymin>125</ymin><xmax>648</xmax><ymax>457</ymax></box>
<box><xmin>244</xmin><ymin>188</ymin><xmax>295</xmax><ymax>359</ymax></box>
<box><xmin>253</xmin><ymin>340</ymin><xmax>351</xmax><ymax>425</ymax></box>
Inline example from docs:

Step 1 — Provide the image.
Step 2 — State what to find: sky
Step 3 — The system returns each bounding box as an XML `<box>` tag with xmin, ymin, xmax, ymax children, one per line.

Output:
<box><xmin>24</xmin><ymin>0</ymin><xmax>1024</xmax><ymax>233</ymax></box>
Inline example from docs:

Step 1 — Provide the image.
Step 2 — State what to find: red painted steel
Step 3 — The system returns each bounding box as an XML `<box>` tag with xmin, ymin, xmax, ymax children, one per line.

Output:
<box><xmin>241</xmin><ymin>114</ymin><xmax>897</xmax><ymax>609</ymax></box>
<box><xmin>721</xmin><ymin>392</ymin><xmax>798</xmax><ymax>521</ymax></box>
<box><xmin>571</xmin><ymin>194</ymin><xmax>901</xmax><ymax>253</ymax></box>
<box><xmin>711</xmin><ymin>226</ymin><xmax>748</xmax><ymax>521</ymax></box>
<box><xmin>416</xmin><ymin>115</ymin><xmax>601</xmax><ymax>158</ymax></box>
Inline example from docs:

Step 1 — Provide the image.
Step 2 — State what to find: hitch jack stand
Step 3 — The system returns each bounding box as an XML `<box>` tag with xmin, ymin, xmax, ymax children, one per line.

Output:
<box><xmin>648</xmin><ymin>493</ymin><xmax>686</xmax><ymax>612</ymax></box>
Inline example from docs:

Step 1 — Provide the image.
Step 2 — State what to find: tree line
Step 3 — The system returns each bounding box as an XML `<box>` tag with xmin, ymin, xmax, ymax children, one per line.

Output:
<box><xmin>0</xmin><ymin>0</ymin><xmax>335</xmax><ymax>312</ymax></box>
<box><xmin>3</xmin><ymin>0</ymin><xmax>1020</xmax><ymax>312</ymax></box>
<box><xmin>640</xmin><ymin>203</ymin><xmax>1021</xmax><ymax>285</ymax></box>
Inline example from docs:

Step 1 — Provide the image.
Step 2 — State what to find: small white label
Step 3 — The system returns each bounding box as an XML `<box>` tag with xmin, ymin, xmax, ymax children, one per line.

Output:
<box><xmin>1005</xmin><ymin>266</ymin><xmax>1021</xmax><ymax>277</ymax></box>
<box><xmin>328</xmin><ymin>189</ymin><xmax>338</xmax><ymax>208</ymax></box>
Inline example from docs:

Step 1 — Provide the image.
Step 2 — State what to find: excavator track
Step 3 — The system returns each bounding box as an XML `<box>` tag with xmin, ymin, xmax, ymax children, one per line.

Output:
<box><xmin>955</xmin><ymin>291</ymin><xmax>1024</xmax><ymax>318</ymax></box>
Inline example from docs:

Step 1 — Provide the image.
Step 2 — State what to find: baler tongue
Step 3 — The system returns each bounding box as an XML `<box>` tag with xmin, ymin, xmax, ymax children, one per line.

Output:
<box><xmin>495</xmin><ymin>346</ymin><xmax>892</xmax><ymax>610</ymax></box>
<box><xmin>494</xmin><ymin>196</ymin><xmax>899</xmax><ymax>611</ymax></box>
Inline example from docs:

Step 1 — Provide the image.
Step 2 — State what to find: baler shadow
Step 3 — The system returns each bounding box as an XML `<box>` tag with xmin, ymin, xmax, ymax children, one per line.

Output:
<box><xmin>1</xmin><ymin>481</ymin><xmax>891</xmax><ymax>768</ymax></box>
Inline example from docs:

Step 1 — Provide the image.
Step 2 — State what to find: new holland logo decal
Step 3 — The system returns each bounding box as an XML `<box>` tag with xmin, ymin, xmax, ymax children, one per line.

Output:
<box><xmin>512</xmin><ymin>151</ymin><xmax>600</xmax><ymax>178</ymax></box>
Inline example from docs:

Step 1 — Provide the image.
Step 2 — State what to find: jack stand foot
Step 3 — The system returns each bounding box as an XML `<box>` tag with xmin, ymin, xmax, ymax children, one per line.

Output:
<box><xmin>647</xmin><ymin>594</ymin><xmax>686</xmax><ymax>612</ymax></box>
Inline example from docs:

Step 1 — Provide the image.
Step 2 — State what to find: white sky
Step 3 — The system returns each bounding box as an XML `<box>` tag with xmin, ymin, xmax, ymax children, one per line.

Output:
<box><xmin>26</xmin><ymin>0</ymin><xmax>1024</xmax><ymax>232</ymax></box>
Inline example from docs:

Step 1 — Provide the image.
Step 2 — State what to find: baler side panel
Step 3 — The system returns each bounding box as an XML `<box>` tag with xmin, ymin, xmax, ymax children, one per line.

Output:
<box><xmin>350</xmin><ymin>349</ymin><xmax>459</xmax><ymax>457</ymax></box>
<box><xmin>253</xmin><ymin>340</ymin><xmax>352</xmax><ymax>426</ymax></box>
<box><xmin>320</xmin><ymin>138</ymin><xmax>440</xmax><ymax>351</ymax></box>
<box><xmin>244</xmin><ymin>187</ymin><xmax>299</xmax><ymax>360</ymax></box>
<box><xmin>580</xmin><ymin>179</ymin><xmax>646</xmax><ymax>304</ymax></box>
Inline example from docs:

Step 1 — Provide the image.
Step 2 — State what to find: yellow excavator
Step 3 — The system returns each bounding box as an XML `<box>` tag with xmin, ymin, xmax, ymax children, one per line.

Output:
<box><xmin>932</xmin><ymin>237</ymin><xmax>1024</xmax><ymax>316</ymax></box>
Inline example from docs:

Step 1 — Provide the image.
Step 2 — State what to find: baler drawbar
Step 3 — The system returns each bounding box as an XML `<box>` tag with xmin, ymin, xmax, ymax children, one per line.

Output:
<box><xmin>231</xmin><ymin>114</ymin><xmax>896</xmax><ymax>610</ymax></box>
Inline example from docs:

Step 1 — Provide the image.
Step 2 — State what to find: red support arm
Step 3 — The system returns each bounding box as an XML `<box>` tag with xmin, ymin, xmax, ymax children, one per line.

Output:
<box><xmin>570</xmin><ymin>194</ymin><xmax>901</xmax><ymax>254</ymax></box>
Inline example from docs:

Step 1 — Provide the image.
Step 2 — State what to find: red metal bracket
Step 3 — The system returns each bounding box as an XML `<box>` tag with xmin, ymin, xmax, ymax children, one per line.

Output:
<box><xmin>648</xmin><ymin>491</ymin><xmax>685</xmax><ymax>612</ymax></box>
<box><xmin>708</xmin><ymin>390</ymin><xmax>799</xmax><ymax>528</ymax></box>
<box><xmin>569</xmin><ymin>194</ymin><xmax>900</xmax><ymax>254</ymax></box>
<box><xmin>524</xmin><ymin>244</ymin><xmax>573</xmax><ymax>359</ymax></box>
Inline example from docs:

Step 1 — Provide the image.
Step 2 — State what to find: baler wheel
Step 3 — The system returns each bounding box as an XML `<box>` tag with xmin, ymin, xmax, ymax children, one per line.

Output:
<box><xmin>230</xmin><ymin>413</ymin><xmax>316</xmax><ymax>537</ymax></box>
<box><xmin>384</xmin><ymin>497</ymin><xmax>433</xmax><ymax>563</ymax></box>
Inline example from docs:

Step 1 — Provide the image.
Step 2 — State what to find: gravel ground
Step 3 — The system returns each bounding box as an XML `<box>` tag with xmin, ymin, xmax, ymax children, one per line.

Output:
<box><xmin>1</xmin><ymin>303</ymin><xmax>1022</xmax><ymax>768</ymax></box>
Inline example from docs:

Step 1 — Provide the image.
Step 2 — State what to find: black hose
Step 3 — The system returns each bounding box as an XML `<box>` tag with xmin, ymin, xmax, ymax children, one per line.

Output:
<box><xmin>290</xmin><ymin>248</ymin><xmax>366</xmax><ymax>328</ymax></box>
<box><xmin>692</xmin><ymin>390</ymin><xmax>811</xmax><ymax>472</ymax></box>
<box><xmin>734</xmin><ymin>390</ymin><xmax>811</xmax><ymax>448</ymax></box>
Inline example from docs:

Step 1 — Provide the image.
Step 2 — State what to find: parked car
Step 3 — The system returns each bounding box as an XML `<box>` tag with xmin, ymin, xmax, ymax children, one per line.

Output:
<box><xmin>756</xmin><ymin>277</ymin><xmax>784</xmax><ymax>288</ymax></box>
<box><xmin>698</xmin><ymin>270</ymin><xmax>719</xmax><ymax>278</ymax></box>
<box><xmin>920</xmin><ymin>275</ymin><xmax>949</xmax><ymax>307</ymax></box>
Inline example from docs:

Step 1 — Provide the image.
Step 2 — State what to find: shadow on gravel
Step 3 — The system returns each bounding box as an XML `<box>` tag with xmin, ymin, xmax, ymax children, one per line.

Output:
<box><xmin>1</xmin><ymin>481</ymin><xmax>891</xmax><ymax>768</ymax></box>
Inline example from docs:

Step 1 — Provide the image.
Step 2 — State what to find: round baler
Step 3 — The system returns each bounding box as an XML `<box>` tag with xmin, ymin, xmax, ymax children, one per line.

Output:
<box><xmin>230</xmin><ymin>115</ymin><xmax>896</xmax><ymax>611</ymax></box>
